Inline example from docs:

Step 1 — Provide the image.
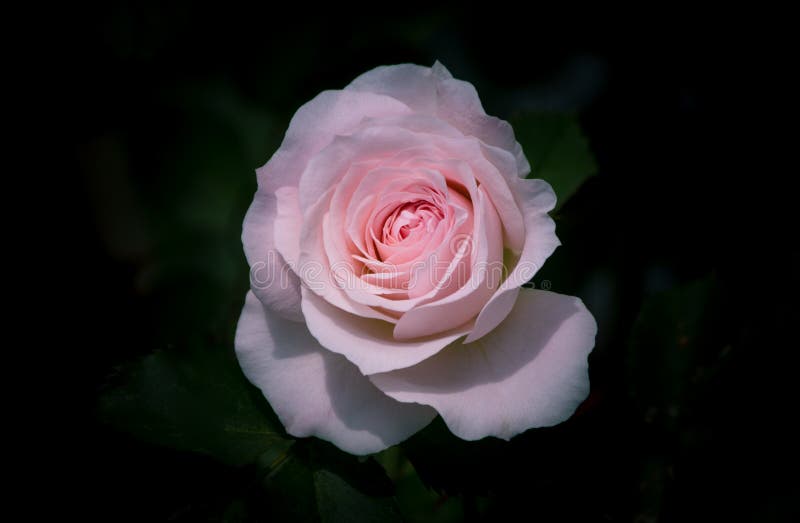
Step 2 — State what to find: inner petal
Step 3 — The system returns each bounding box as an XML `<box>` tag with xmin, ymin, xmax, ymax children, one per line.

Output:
<box><xmin>363</xmin><ymin>178</ymin><xmax>450</xmax><ymax>264</ymax></box>
<box><xmin>335</xmin><ymin>158</ymin><xmax>478</xmax><ymax>307</ymax></box>
<box><xmin>384</xmin><ymin>201</ymin><xmax>445</xmax><ymax>245</ymax></box>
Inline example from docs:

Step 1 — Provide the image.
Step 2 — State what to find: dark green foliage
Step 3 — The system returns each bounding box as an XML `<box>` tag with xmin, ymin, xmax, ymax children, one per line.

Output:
<box><xmin>512</xmin><ymin>112</ymin><xmax>597</xmax><ymax>211</ymax></box>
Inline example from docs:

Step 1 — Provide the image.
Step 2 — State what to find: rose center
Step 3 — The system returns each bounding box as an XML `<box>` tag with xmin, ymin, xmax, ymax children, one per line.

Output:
<box><xmin>382</xmin><ymin>200</ymin><xmax>444</xmax><ymax>245</ymax></box>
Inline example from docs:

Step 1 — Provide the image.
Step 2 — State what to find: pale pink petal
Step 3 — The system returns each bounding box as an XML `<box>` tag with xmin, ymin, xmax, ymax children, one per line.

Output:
<box><xmin>300</xmin><ymin>125</ymin><xmax>530</xmax><ymax>318</ymax></box>
<box><xmin>346</xmin><ymin>63</ymin><xmax>446</xmax><ymax>115</ymax></box>
<box><xmin>435</xmin><ymin>65</ymin><xmax>531</xmax><ymax>176</ymax></box>
<box><xmin>301</xmin><ymin>287</ymin><xmax>471</xmax><ymax>375</ymax></box>
<box><xmin>370</xmin><ymin>289</ymin><xmax>597</xmax><ymax>441</ymax></box>
<box><xmin>357</xmin><ymin>113</ymin><xmax>464</xmax><ymax>141</ymax></box>
<box><xmin>245</xmin><ymin>90</ymin><xmax>409</xmax><ymax>319</ymax></box>
<box><xmin>331</xmin><ymin>165</ymin><xmax>449</xmax><ymax>284</ymax></box>
<box><xmin>235</xmin><ymin>292</ymin><xmax>436</xmax><ymax>455</ymax></box>
<box><xmin>297</xmin><ymin>125</ymin><xmax>428</xmax><ymax>211</ymax></box>
<box><xmin>297</xmin><ymin>186</ymin><xmax>395</xmax><ymax>322</ymax></box>
<box><xmin>273</xmin><ymin>186</ymin><xmax>302</xmax><ymax>270</ymax></box>
<box><xmin>464</xmin><ymin>287</ymin><xmax>520</xmax><ymax>343</ymax></box>
<box><xmin>297</xmin><ymin>127</ymin><xmax>476</xmax><ymax>314</ymax></box>
<box><xmin>393</xmin><ymin>188</ymin><xmax>503</xmax><ymax>339</ymax></box>
<box><xmin>405</xmin><ymin>134</ymin><xmax>527</xmax><ymax>251</ymax></box>
<box><xmin>346</xmin><ymin>62</ymin><xmax>530</xmax><ymax>176</ymax></box>
<box><xmin>465</xmin><ymin>178</ymin><xmax>559</xmax><ymax>342</ymax></box>
<box><xmin>256</xmin><ymin>90</ymin><xmax>411</xmax><ymax>194</ymax></box>
<box><xmin>242</xmin><ymin>190</ymin><xmax>303</xmax><ymax>322</ymax></box>
<box><xmin>341</xmin><ymin>207</ymin><xmax>472</xmax><ymax>312</ymax></box>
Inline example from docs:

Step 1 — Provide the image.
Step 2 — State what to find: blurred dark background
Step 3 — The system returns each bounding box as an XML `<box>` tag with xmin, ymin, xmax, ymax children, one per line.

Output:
<box><xmin>39</xmin><ymin>4</ymin><xmax>797</xmax><ymax>522</ymax></box>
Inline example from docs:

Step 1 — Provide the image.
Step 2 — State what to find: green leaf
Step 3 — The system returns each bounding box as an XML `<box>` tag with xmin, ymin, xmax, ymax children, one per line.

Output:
<box><xmin>314</xmin><ymin>469</ymin><xmax>402</xmax><ymax>523</ymax></box>
<box><xmin>259</xmin><ymin>440</ymin><xmax>402</xmax><ymax>523</ymax></box>
<box><xmin>99</xmin><ymin>346</ymin><xmax>288</xmax><ymax>467</ymax></box>
<box><xmin>101</xmin><ymin>358</ymin><xmax>405</xmax><ymax>522</ymax></box>
<box><xmin>401</xmin><ymin>417</ymin><xmax>507</xmax><ymax>496</ymax></box>
<box><xmin>376</xmin><ymin>446</ymin><xmax>465</xmax><ymax>523</ymax></box>
<box><xmin>511</xmin><ymin>112</ymin><xmax>597</xmax><ymax>210</ymax></box>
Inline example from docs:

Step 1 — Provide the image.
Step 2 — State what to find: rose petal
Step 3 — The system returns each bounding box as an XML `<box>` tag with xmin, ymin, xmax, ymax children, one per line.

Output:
<box><xmin>346</xmin><ymin>63</ymin><xmax>445</xmax><ymax>114</ymax></box>
<box><xmin>297</xmin><ymin>125</ymin><xmax>428</xmax><ymax>211</ymax></box>
<box><xmin>297</xmin><ymin>128</ymin><xmax>477</xmax><ymax>314</ymax></box>
<box><xmin>370</xmin><ymin>289</ymin><xmax>597</xmax><ymax>441</ymax></box>
<box><xmin>392</xmin><ymin>187</ymin><xmax>503</xmax><ymax>339</ymax></box>
<box><xmin>346</xmin><ymin>62</ymin><xmax>530</xmax><ymax>176</ymax></box>
<box><xmin>298</xmin><ymin>186</ymin><xmax>397</xmax><ymax>322</ymax></box>
<box><xmin>374</xmin><ymin>132</ymin><xmax>528</xmax><ymax>252</ymax></box>
<box><xmin>246</xmin><ymin>90</ymin><xmax>410</xmax><ymax>319</ymax></box>
<box><xmin>235</xmin><ymin>291</ymin><xmax>436</xmax><ymax>455</ymax></box>
<box><xmin>465</xmin><ymin>178</ymin><xmax>559</xmax><ymax>342</ymax></box>
<box><xmin>257</xmin><ymin>90</ymin><xmax>411</xmax><ymax>194</ymax></box>
<box><xmin>273</xmin><ymin>186</ymin><xmax>302</xmax><ymax>271</ymax></box>
<box><xmin>435</xmin><ymin>67</ymin><xmax>531</xmax><ymax>177</ymax></box>
<box><xmin>242</xmin><ymin>190</ymin><xmax>303</xmax><ymax>321</ymax></box>
<box><xmin>301</xmin><ymin>287</ymin><xmax>471</xmax><ymax>375</ymax></box>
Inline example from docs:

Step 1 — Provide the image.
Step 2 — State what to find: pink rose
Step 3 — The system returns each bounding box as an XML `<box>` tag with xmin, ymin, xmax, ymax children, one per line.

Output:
<box><xmin>235</xmin><ymin>62</ymin><xmax>597</xmax><ymax>455</ymax></box>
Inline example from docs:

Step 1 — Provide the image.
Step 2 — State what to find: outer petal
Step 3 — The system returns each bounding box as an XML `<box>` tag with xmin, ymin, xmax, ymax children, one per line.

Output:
<box><xmin>369</xmin><ymin>289</ymin><xmax>597</xmax><ymax>441</ymax></box>
<box><xmin>256</xmin><ymin>90</ymin><xmax>411</xmax><ymax>194</ymax></box>
<box><xmin>301</xmin><ymin>287</ymin><xmax>471</xmax><ymax>375</ymax></box>
<box><xmin>298</xmin><ymin>186</ymin><xmax>398</xmax><ymax>323</ymax></box>
<box><xmin>235</xmin><ymin>292</ymin><xmax>436</xmax><ymax>455</ymax></box>
<box><xmin>273</xmin><ymin>186</ymin><xmax>302</xmax><ymax>270</ymax></box>
<box><xmin>246</xmin><ymin>90</ymin><xmax>410</xmax><ymax>319</ymax></box>
<box><xmin>465</xmin><ymin>178</ymin><xmax>560</xmax><ymax>342</ymax></box>
<box><xmin>243</xmin><ymin>190</ymin><xmax>303</xmax><ymax>322</ymax></box>
<box><xmin>346</xmin><ymin>62</ymin><xmax>530</xmax><ymax>176</ymax></box>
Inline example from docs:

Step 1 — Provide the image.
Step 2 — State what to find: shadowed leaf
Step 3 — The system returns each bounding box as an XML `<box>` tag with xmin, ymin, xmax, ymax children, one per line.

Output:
<box><xmin>99</xmin><ymin>346</ymin><xmax>287</xmax><ymax>467</ymax></box>
<box><xmin>512</xmin><ymin>112</ymin><xmax>597</xmax><ymax>210</ymax></box>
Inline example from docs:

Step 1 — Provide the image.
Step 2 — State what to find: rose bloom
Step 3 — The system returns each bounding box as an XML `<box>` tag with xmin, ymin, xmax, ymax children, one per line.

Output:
<box><xmin>236</xmin><ymin>62</ymin><xmax>596</xmax><ymax>455</ymax></box>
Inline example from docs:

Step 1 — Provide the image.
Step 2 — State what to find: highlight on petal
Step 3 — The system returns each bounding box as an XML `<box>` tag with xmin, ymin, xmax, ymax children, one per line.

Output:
<box><xmin>235</xmin><ymin>292</ymin><xmax>436</xmax><ymax>455</ymax></box>
<box><xmin>369</xmin><ymin>289</ymin><xmax>597</xmax><ymax>441</ymax></box>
